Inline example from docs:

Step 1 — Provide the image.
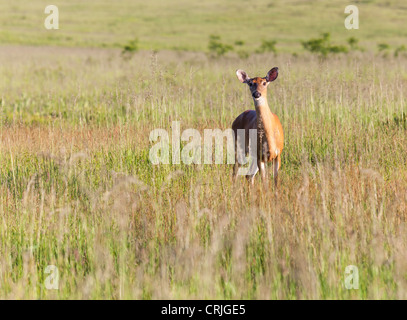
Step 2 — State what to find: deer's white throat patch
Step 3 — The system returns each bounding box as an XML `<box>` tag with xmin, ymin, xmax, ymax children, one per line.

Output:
<box><xmin>254</xmin><ymin>96</ymin><xmax>266</xmax><ymax>106</ymax></box>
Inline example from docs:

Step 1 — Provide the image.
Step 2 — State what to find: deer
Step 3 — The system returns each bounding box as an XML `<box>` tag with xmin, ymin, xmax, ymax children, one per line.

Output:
<box><xmin>232</xmin><ymin>67</ymin><xmax>284</xmax><ymax>187</ymax></box>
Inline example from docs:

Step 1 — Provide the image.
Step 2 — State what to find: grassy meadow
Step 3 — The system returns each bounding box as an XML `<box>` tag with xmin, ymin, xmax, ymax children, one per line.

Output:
<box><xmin>0</xmin><ymin>0</ymin><xmax>407</xmax><ymax>299</ymax></box>
<box><xmin>1</xmin><ymin>0</ymin><xmax>407</xmax><ymax>51</ymax></box>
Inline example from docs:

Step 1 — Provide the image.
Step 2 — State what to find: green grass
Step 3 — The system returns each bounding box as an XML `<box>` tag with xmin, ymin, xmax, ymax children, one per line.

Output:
<box><xmin>0</xmin><ymin>45</ymin><xmax>407</xmax><ymax>298</ymax></box>
<box><xmin>1</xmin><ymin>0</ymin><xmax>407</xmax><ymax>300</ymax></box>
<box><xmin>0</xmin><ymin>0</ymin><xmax>406</xmax><ymax>52</ymax></box>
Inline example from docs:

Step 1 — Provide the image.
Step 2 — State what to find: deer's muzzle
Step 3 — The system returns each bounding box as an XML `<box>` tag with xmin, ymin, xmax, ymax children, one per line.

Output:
<box><xmin>252</xmin><ymin>91</ymin><xmax>261</xmax><ymax>99</ymax></box>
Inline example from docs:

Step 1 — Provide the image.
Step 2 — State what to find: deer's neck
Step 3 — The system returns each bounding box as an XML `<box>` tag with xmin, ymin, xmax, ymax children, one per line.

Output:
<box><xmin>254</xmin><ymin>96</ymin><xmax>276</xmax><ymax>159</ymax></box>
<box><xmin>254</xmin><ymin>97</ymin><xmax>273</xmax><ymax>133</ymax></box>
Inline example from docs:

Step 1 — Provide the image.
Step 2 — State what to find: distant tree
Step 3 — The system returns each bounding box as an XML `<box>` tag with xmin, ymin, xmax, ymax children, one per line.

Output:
<box><xmin>378</xmin><ymin>43</ymin><xmax>391</xmax><ymax>57</ymax></box>
<box><xmin>208</xmin><ymin>35</ymin><xmax>233</xmax><ymax>57</ymax></box>
<box><xmin>122</xmin><ymin>38</ymin><xmax>139</xmax><ymax>59</ymax></box>
<box><xmin>347</xmin><ymin>37</ymin><xmax>364</xmax><ymax>51</ymax></box>
<box><xmin>256</xmin><ymin>40</ymin><xmax>277</xmax><ymax>55</ymax></box>
<box><xmin>378</xmin><ymin>43</ymin><xmax>390</xmax><ymax>52</ymax></box>
<box><xmin>302</xmin><ymin>33</ymin><xmax>348</xmax><ymax>57</ymax></box>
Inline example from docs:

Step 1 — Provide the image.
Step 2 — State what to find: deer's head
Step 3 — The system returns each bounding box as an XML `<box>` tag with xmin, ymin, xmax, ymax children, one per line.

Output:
<box><xmin>236</xmin><ymin>67</ymin><xmax>278</xmax><ymax>103</ymax></box>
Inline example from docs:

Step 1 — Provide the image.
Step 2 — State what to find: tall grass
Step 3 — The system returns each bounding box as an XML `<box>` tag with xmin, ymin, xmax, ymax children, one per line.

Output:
<box><xmin>0</xmin><ymin>45</ymin><xmax>406</xmax><ymax>299</ymax></box>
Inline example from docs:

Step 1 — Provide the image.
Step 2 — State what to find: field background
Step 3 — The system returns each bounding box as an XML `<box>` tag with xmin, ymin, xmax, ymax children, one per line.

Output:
<box><xmin>1</xmin><ymin>0</ymin><xmax>407</xmax><ymax>51</ymax></box>
<box><xmin>0</xmin><ymin>0</ymin><xmax>407</xmax><ymax>299</ymax></box>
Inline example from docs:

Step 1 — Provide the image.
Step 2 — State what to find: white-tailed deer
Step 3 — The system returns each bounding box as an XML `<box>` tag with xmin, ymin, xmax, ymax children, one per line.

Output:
<box><xmin>232</xmin><ymin>67</ymin><xmax>284</xmax><ymax>186</ymax></box>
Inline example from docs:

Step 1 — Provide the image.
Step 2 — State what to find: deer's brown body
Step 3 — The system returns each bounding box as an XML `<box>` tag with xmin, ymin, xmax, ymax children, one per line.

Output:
<box><xmin>232</xmin><ymin>67</ymin><xmax>284</xmax><ymax>186</ymax></box>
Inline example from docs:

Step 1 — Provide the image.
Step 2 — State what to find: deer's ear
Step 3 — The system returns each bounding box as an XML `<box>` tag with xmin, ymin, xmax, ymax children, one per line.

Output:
<box><xmin>266</xmin><ymin>67</ymin><xmax>278</xmax><ymax>82</ymax></box>
<box><xmin>236</xmin><ymin>69</ymin><xmax>249</xmax><ymax>83</ymax></box>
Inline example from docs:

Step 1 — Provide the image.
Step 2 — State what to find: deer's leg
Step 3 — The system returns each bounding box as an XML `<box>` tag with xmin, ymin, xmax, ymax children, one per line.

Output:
<box><xmin>246</xmin><ymin>157</ymin><xmax>259</xmax><ymax>185</ymax></box>
<box><xmin>273</xmin><ymin>156</ymin><xmax>280</xmax><ymax>188</ymax></box>
<box><xmin>233</xmin><ymin>143</ymin><xmax>239</xmax><ymax>180</ymax></box>
<box><xmin>259</xmin><ymin>160</ymin><xmax>271</xmax><ymax>189</ymax></box>
<box><xmin>259</xmin><ymin>160</ymin><xmax>266</xmax><ymax>179</ymax></box>
<box><xmin>233</xmin><ymin>133</ymin><xmax>242</xmax><ymax>181</ymax></box>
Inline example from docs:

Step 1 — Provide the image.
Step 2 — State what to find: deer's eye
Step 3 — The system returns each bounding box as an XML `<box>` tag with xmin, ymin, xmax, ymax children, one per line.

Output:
<box><xmin>263</xmin><ymin>82</ymin><xmax>267</xmax><ymax>86</ymax></box>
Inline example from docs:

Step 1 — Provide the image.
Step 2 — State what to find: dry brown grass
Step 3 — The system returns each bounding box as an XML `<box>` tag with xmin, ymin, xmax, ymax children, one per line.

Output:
<box><xmin>0</xmin><ymin>45</ymin><xmax>406</xmax><ymax>299</ymax></box>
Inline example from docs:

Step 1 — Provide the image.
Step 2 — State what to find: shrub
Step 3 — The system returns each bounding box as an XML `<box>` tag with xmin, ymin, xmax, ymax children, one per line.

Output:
<box><xmin>122</xmin><ymin>38</ymin><xmax>139</xmax><ymax>58</ymax></box>
<box><xmin>302</xmin><ymin>33</ymin><xmax>348</xmax><ymax>57</ymax></box>
<box><xmin>256</xmin><ymin>40</ymin><xmax>277</xmax><ymax>54</ymax></box>
<box><xmin>378</xmin><ymin>43</ymin><xmax>391</xmax><ymax>57</ymax></box>
<box><xmin>208</xmin><ymin>35</ymin><xmax>233</xmax><ymax>57</ymax></box>
<box><xmin>347</xmin><ymin>37</ymin><xmax>364</xmax><ymax>51</ymax></box>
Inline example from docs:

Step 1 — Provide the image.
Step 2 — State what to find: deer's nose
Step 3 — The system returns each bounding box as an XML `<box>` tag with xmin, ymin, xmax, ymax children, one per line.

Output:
<box><xmin>252</xmin><ymin>91</ymin><xmax>261</xmax><ymax>99</ymax></box>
